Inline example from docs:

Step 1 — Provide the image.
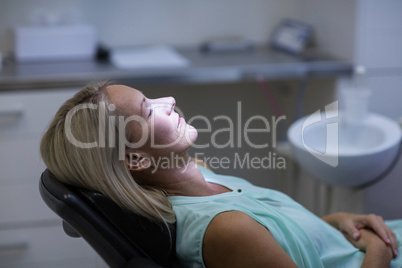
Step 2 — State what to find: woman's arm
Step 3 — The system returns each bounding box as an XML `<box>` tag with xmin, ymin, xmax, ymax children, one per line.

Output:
<box><xmin>322</xmin><ymin>212</ymin><xmax>398</xmax><ymax>257</ymax></box>
<box><xmin>345</xmin><ymin>228</ymin><xmax>393</xmax><ymax>268</ymax></box>
<box><xmin>203</xmin><ymin>211</ymin><xmax>298</xmax><ymax>268</ymax></box>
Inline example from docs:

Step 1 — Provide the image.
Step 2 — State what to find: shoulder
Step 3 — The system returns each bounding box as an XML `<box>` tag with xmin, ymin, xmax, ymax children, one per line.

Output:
<box><xmin>193</xmin><ymin>158</ymin><xmax>211</xmax><ymax>170</ymax></box>
<box><xmin>203</xmin><ymin>211</ymin><xmax>297</xmax><ymax>268</ymax></box>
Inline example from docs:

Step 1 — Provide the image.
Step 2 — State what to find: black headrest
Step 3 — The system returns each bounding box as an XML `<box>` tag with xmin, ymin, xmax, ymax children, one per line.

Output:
<box><xmin>77</xmin><ymin>188</ymin><xmax>177</xmax><ymax>265</ymax></box>
<box><xmin>39</xmin><ymin>169</ymin><xmax>176</xmax><ymax>268</ymax></box>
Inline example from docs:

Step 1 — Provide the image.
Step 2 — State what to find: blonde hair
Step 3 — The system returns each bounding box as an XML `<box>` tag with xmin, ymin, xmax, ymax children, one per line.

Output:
<box><xmin>40</xmin><ymin>81</ymin><xmax>176</xmax><ymax>224</ymax></box>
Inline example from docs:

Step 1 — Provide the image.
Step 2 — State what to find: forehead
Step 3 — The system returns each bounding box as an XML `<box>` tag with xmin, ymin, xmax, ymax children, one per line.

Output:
<box><xmin>105</xmin><ymin>85</ymin><xmax>143</xmax><ymax>115</ymax></box>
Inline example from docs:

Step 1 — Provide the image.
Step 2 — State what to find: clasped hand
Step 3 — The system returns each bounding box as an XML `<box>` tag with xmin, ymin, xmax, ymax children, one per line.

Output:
<box><xmin>322</xmin><ymin>212</ymin><xmax>398</xmax><ymax>258</ymax></box>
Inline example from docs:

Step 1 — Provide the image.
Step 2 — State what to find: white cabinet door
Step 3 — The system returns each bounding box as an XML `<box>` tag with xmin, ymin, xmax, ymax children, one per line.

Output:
<box><xmin>0</xmin><ymin>89</ymin><xmax>78</xmax><ymax>138</ymax></box>
<box><xmin>0</xmin><ymin>88</ymin><xmax>103</xmax><ymax>268</ymax></box>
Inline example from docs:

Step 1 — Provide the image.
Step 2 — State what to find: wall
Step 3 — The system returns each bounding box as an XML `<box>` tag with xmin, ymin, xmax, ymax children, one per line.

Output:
<box><xmin>299</xmin><ymin>0</ymin><xmax>357</xmax><ymax>61</ymax></box>
<box><xmin>355</xmin><ymin>0</ymin><xmax>402</xmax><ymax>121</ymax></box>
<box><xmin>0</xmin><ymin>0</ymin><xmax>301</xmax><ymax>54</ymax></box>
<box><xmin>355</xmin><ymin>0</ymin><xmax>402</xmax><ymax>220</ymax></box>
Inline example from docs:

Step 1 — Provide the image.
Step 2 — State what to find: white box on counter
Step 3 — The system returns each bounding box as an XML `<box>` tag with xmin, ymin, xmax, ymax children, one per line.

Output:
<box><xmin>14</xmin><ymin>25</ymin><xmax>97</xmax><ymax>62</ymax></box>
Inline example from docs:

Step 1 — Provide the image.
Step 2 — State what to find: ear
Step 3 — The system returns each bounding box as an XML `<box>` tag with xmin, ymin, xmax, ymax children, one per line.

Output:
<box><xmin>125</xmin><ymin>150</ymin><xmax>152</xmax><ymax>172</ymax></box>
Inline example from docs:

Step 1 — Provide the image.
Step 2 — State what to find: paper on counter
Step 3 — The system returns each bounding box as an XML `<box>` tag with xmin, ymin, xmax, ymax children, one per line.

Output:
<box><xmin>111</xmin><ymin>45</ymin><xmax>190</xmax><ymax>69</ymax></box>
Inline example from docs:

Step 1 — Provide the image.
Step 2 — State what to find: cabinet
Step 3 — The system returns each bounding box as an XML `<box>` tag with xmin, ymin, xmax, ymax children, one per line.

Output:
<box><xmin>0</xmin><ymin>89</ymin><xmax>104</xmax><ymax>267</ymax></box>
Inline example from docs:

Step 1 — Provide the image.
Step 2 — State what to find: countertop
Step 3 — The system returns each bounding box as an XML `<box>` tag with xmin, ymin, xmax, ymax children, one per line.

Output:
<box><xmin>0</xmin><ymin>47</ymin><xmax>353</xmax><ymax>91</ymax></box>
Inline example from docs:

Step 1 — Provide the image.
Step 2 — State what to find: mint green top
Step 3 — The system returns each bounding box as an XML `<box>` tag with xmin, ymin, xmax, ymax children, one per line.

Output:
<box><xmin>168</xmin><ymin>166</ymin><xmax>402</xmax><ymax>267</ymax></box>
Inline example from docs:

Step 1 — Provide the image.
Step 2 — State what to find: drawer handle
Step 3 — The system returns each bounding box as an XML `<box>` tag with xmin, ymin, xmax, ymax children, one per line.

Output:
<box><xmin>0</xmin><ymin>241</ymin><xmax>29</xmax><ymax>252</ymax></box>
<box><xmin>0</xmin><ymin>105</ymin><xmax>25</xmax><ymax>118</ymax></box>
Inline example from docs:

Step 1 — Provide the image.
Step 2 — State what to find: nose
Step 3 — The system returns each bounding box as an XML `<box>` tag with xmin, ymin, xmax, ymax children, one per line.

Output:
<box><xmin>153</xmin><ymin>96</ymin><xmax>175</xmax><ymax>115</ymax></box>
<box><xmin>166</xmin><ymin>97</ymin><xmax>176</xmax><ymax>115</ymax></box>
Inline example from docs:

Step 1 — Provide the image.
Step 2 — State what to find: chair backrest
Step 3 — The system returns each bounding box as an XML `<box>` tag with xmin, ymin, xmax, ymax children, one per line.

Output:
<box><xmin>39</xmin><ymin>169</ymin><xmax>177</xmax><ymax>268</ymax></box>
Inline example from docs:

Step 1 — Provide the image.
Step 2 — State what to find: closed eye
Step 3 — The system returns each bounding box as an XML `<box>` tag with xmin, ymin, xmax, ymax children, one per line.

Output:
<box><xmin>148</xmin><ymin>107</ymin><xmax>153</xmax><ymax>118</ymax></box>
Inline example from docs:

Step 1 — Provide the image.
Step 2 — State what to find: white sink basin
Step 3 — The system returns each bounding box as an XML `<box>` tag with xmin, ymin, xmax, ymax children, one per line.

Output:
<box><xmin>287</xmin><ymin>111</ymin><xmax>401</xmax><ymax>187</ymax></box>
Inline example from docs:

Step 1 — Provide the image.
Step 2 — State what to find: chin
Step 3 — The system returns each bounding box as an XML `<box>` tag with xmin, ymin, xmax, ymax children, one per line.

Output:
<box><xmin>185</xmin><ymin>125</ymin><xmax>198</xmax><ymax>145</ymax></box>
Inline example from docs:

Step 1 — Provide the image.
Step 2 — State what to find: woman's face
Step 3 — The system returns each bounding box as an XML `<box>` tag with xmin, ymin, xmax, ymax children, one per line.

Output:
<box><xmin>106</xmin><ymin>85</ymin><xmax>198</xmax><ymax>157</ymax></box>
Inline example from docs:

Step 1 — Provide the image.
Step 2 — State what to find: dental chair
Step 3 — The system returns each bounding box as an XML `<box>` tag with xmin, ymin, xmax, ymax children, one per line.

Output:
<box><xmin>39</xmin><ymin>169</ymin><xmax>177</xmax><ymax>268</ymax></box>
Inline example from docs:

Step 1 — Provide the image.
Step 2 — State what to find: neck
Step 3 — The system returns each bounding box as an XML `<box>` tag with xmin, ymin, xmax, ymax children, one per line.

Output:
<box><xmin>133</xmin><ymin>152</ymin><xmax>230</xmax><ymax>196</ymax></box>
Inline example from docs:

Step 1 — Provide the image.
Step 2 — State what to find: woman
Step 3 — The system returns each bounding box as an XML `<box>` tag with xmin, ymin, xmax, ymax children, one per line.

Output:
<box><xmin>41</xmin><ymin>82</ymin><xmax>401</xmax><ymax>267</ymax></box>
